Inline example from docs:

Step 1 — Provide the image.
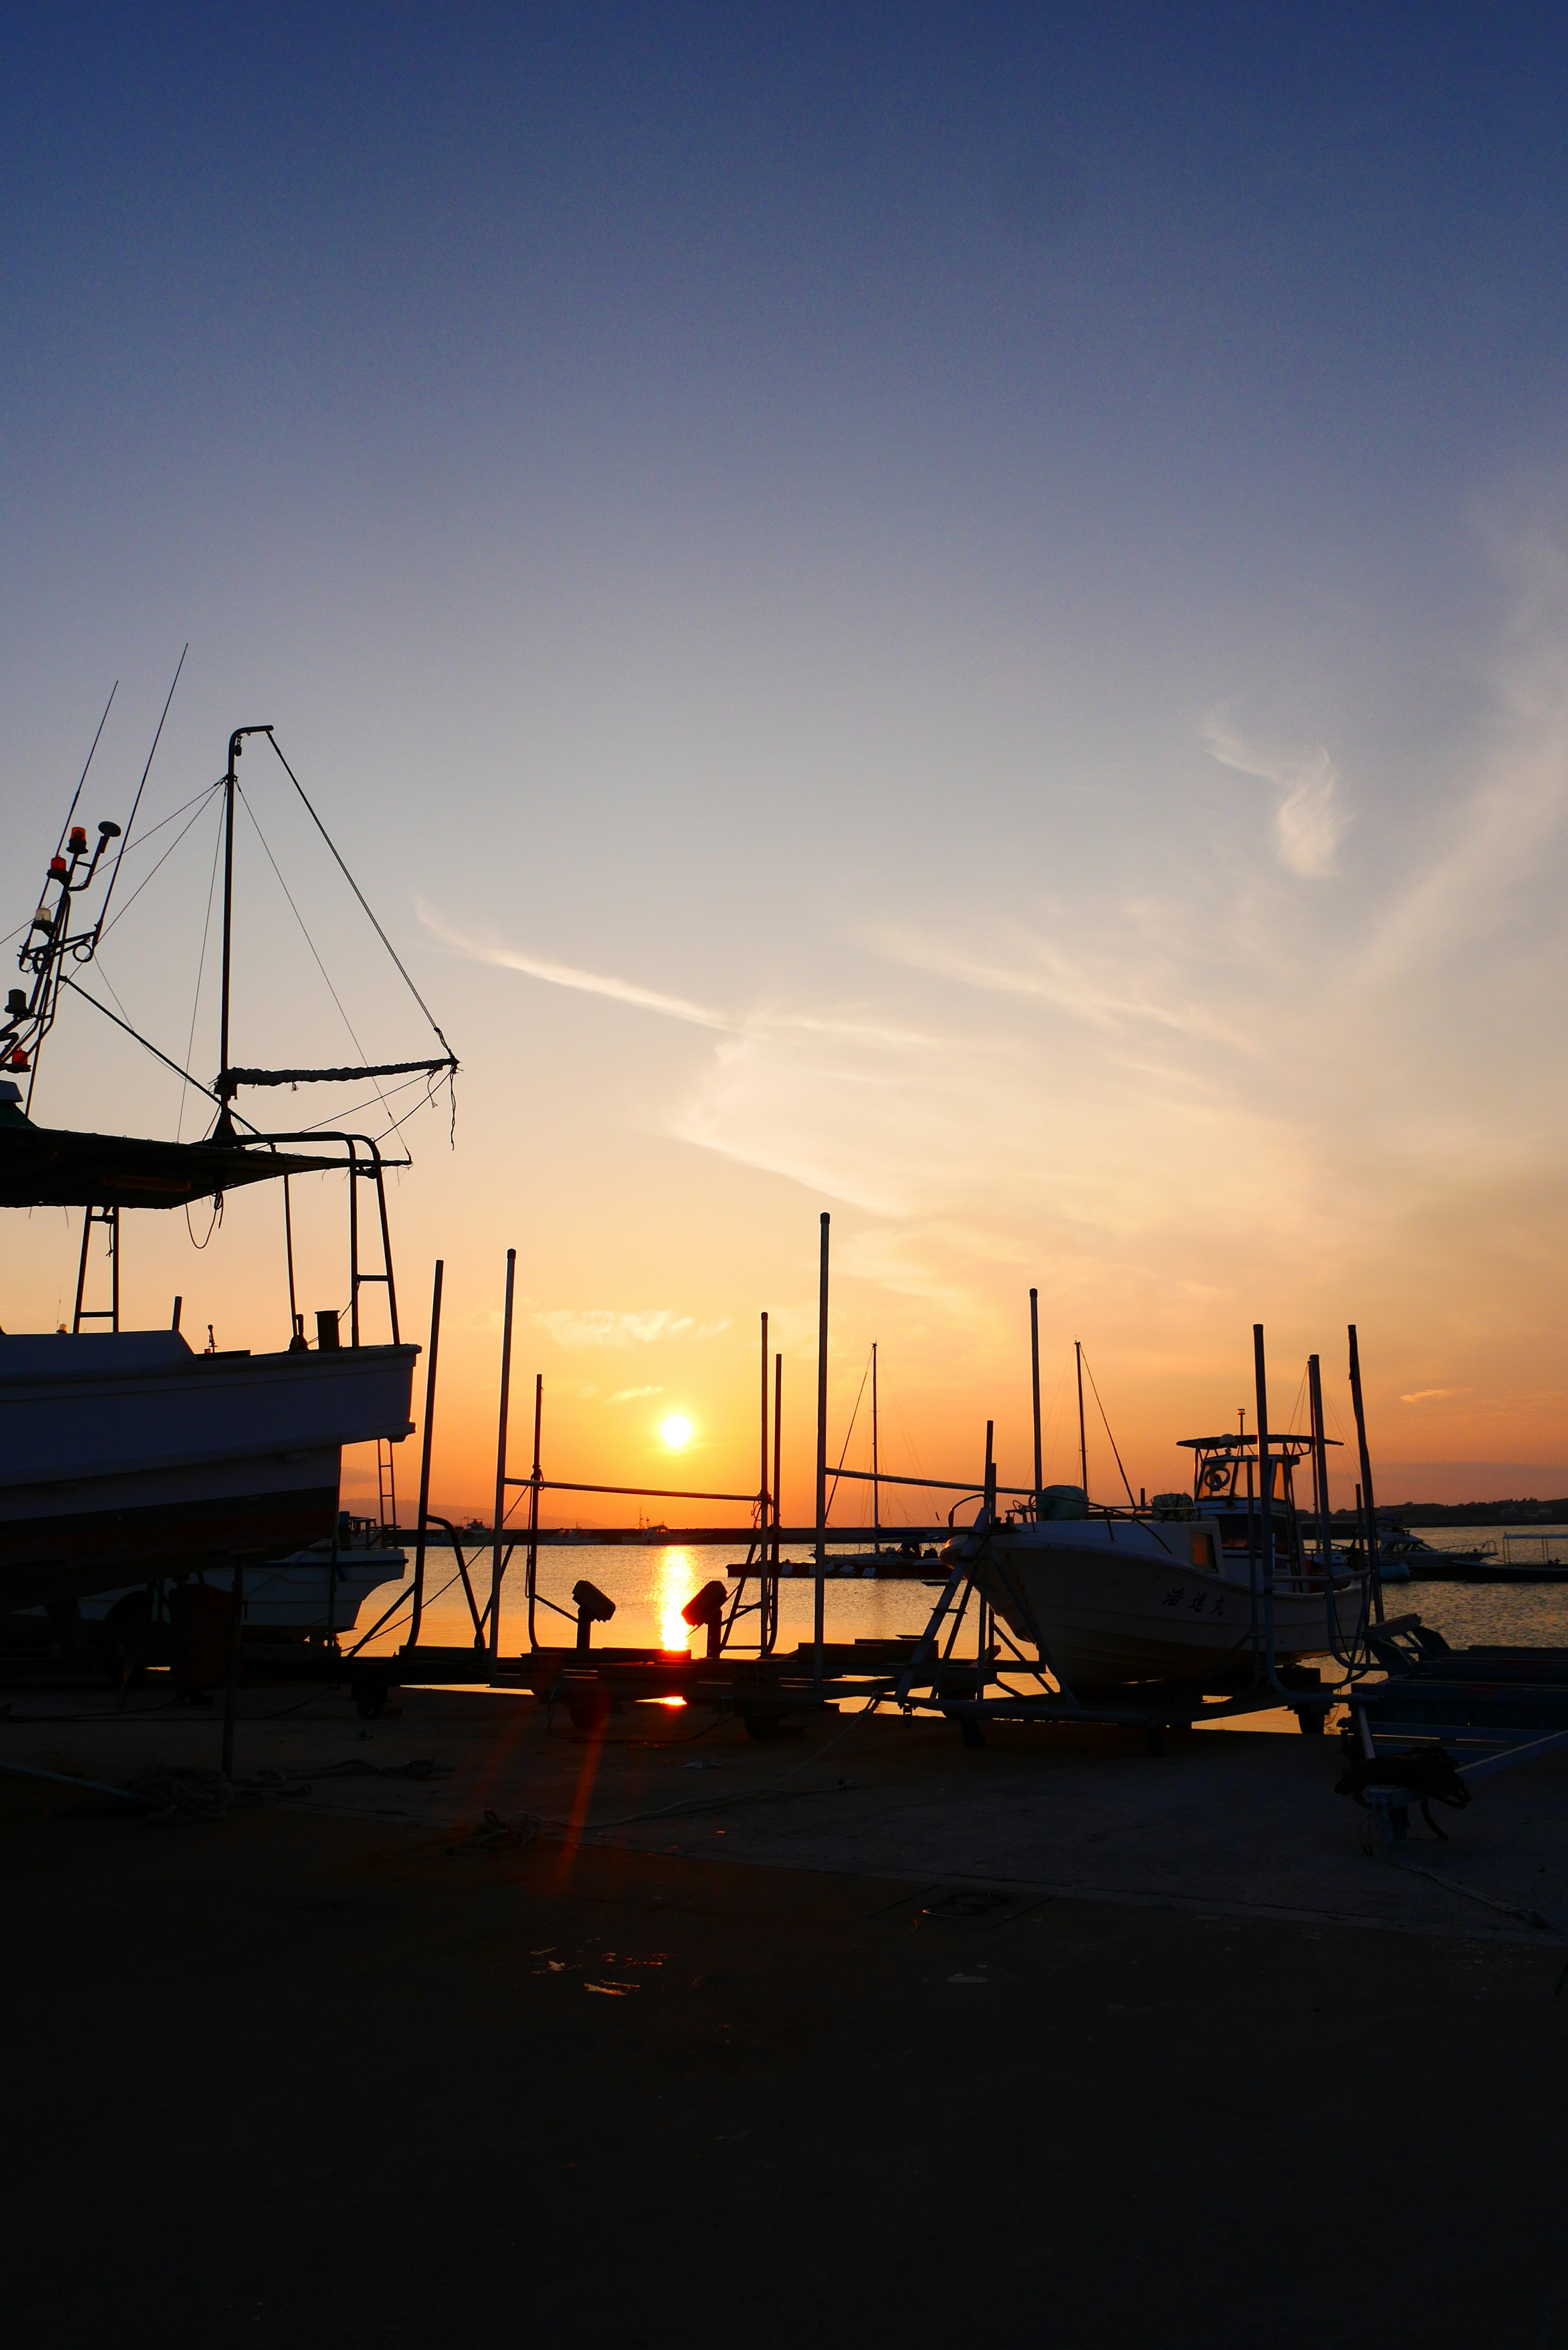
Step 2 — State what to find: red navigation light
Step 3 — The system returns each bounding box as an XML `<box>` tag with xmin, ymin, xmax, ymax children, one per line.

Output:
<box><xmin>49</xmin><ymin>855</ymin><xmax>68</xmax><ymax>875</ymax></box>
<box><xmin>9</xmin><ymin>1049</ymin><xmax>28</xmax><ymax>1069</ymax></box>
<box><xmin>68</xmin><ymin>825</ymin><xmax>87</xmax><ymax>852</ymax></box>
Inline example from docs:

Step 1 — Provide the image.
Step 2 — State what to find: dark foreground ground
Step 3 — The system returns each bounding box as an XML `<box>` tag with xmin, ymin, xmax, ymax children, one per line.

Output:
<box><xmin>5</xmin><ymin>1732</ymin><xmax>1568</xmax><ymax>2350</ymax></box>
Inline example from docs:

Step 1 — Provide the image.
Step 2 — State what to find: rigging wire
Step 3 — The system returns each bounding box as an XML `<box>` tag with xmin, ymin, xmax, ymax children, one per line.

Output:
<box><xmin>825</xmin><ymin>1348</ymin><xmax>873</xmax><ymax>1517</ymax></box>
<box><xmin>98</xmin><ymin>782</ymin><xmax>224</xmax><ymax>942</ymax></box>
<box><xmin>235</xmin><ymin>782</ymin><xmax>394</xmax><ymax>1131</ymax></box>
<box><xmin>1080</xmin><ymin>1348</ymin><xmax>1138</xmax><ymax>1506</ymax></box>
<box><xmin>265</xmin><ymin>731</ymin><xmax>455</xmax><ymax>1063</ymax></box>
<box><xmin>95</xmin><ymin>645</ymin><xmax>187</xmax><ymax>936</ymax></box>
<box><xmin>177</xmin><ymin>804</ymin><xmax>227</xmax><ymax>1144</ymax></box>
<box><xmin>53</xmin><ymin>682</ymin><xmax>117</xmax><ymax>857</ymax></box>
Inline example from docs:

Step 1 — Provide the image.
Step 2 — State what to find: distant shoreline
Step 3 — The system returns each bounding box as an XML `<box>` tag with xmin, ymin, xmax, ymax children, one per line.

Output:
<box><xmin>1327</xmin><ymin>1501</ymin><xmax>1568</xmax><ymax>1528</ymax></box>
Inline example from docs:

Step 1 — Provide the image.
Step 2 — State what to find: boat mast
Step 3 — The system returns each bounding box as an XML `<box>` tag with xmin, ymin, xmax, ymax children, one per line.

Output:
<box><xmin>1029</xmin><ymin>1287</ymin><xmax>1043</xmax><ymax>1497</ymax></box>
<box><xmin>216</xmin><ymin>724</ymin><xmax>272</xmax><ymax>1133</ymax></box>
<box><xmin>1075</xmin><ymin>1338</ymin><xmax>1088</xmax><ymax>1498</ymax></box>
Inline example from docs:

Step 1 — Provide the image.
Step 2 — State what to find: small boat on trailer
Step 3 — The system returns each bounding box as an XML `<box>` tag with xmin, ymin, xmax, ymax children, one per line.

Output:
<box><xmin>952</xmin><ymin>1428</ymin><xmax>1368</xmax><ymax>1691</ymax></box>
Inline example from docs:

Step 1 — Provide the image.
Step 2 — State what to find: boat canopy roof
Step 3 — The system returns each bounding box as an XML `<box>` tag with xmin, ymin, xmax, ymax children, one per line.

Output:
<box><xmin>0</xmin><ymin>1121</ymin><xmax>341</xmax><ymax>1210</ymax></box>
<box><xmin>1179</xmin><ymin>1431</ymin><xmax>1340</xmax><ymax>1455</ymax></box>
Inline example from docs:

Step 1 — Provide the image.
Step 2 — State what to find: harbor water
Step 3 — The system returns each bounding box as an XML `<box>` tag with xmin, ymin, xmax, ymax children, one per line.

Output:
<box><xmin>358</xmin><ymin>1526</ymin><xmax>1568</xmax><ymax>1663</ymax></box>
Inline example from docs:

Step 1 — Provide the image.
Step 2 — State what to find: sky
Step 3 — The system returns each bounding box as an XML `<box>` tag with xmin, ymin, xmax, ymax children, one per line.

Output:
<box><xmin>6</xmin><ymin>3</ymin><xmax>1568</xmax><ymax>1512</ymax></box>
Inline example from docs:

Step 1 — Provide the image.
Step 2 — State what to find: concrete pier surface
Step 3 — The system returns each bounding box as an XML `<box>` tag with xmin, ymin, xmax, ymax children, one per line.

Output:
<box><xmin>6</xmin><ymin>1685</ymin><xmax>1568</xmax><ymax>2347</ymax></box>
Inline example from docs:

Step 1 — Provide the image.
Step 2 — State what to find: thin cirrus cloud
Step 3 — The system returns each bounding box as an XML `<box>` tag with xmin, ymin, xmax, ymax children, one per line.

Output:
<box><xmin>608</xmin><ymin>1384</ymin><xmax>664</xmax><ymax>1403</ymax></box>
<box><xmin>1400</xmin><ymin>1388</ymin><xmax>1473</xmax><ymax>1404</ymax></box>
<box><xmin>419</xmin><ymin>907</ymin><xmax>940</xmax><ymax>1049</ymax></box>
<box><xmin>532</xmin><ymin>1308</ymin><xmax>731</xmax><ymax>1348</ymax></box>
<box><xmin>1201</xmin><ymin>715</ymin><xmax>1349</xmax><ymax>878</ymax></box>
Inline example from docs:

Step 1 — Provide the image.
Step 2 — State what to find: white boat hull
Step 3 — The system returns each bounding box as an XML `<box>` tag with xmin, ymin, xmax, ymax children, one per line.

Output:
<box><xmin>0</xmin><ymin>1331</ymin><xmax>416</xmax><ymax>1607</ymax></box>
<box><xmin>970</xmin><ymin>1517</ymin><xmax>1364</xmax><ymax>1687</ymax></box>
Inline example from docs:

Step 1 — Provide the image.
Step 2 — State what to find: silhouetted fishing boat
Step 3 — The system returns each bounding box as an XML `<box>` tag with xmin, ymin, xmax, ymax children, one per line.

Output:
<box><xmin>951</xmin><ymin>1430</ymin><xmax>1366</xmax><ymax>1687</ymax></box>
<box><xmin>0</xmin><ymin>707</ymin><xmax>455</xmax><ymax>1615</ymax></box>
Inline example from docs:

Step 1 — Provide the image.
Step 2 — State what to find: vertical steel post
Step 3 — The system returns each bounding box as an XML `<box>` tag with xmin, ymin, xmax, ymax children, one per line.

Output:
<box><xmin>759</xmin><ymin>1312</ymin><xmax>770</xmax><ymax>1651</ymax></box>
<box><xmin>1308</xmin><ymin>1353</ymin><xmax>1333</xmax><ymax>1575</ymax></box>
<box><xmin>217</xmin><ymin>730</ymin><xmax>238</xmax><ymax>1117</ymax></box>
<box><xmin>814</xmin><ymin>1212</ymin><xmax>830</xmax><ymax>1693</ymax></box>
<box><xmin>1253</xmin><ymin>1325</ymin><xmax>1277</xmax><ymax>1673</ymax></box>
<box><xmin>348</xmin><ymin>1143</ymin><xmax>361</xmax><ymax>1347</ymax></box>
<box><xmin>1348</xmin><ymin>1324</ymin><xmax>1386</xmax><ymax>1624</ymax></box>
<box><xmin>408</xmin><ymin>1259</ymin><xmax>443</xmax><ymax>1650</ymax></box>
<box><xmin>1030</xmin><ymin>1288</ymin><xmax>1042</xmax><ymax>1499</ymax></box>
<box><xmin>283</xmin><ymin>1174</ymin><xmax>298</xmax><ymax>1343</ymax></box>
<box><xmin>488</xmin><ymin>1249</ymin><xmax>516</xmax><ymax>1669</ymax></box>
<box><xmin>1075</xmin><ymin>1339</ymin><xmax>1088</xmax><ymax>1499</ymax></box>
<box><xmin>770</xmin><ymin>1351</ymin><xmax>783</xmax><ymax>1657</ymax></box>
<box><xmin>525</xmin><ymin>1374</ymin><xmax>543</xmax><ymax>1649</ymax></box>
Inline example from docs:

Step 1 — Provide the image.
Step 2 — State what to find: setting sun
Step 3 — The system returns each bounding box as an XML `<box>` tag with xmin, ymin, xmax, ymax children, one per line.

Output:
<box><xmin>659</xmin><ymin>1414</ymin><xmax>692</xmax><ymax>1450</ymax></box>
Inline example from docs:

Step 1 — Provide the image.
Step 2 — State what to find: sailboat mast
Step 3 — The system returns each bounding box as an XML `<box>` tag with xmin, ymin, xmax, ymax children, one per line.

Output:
<box><xmin>1075</xmin><ymin>1338</ymin><xmax>1088</xmax><ymax>1498</ymax></box>
<box><xmin>218</xmin><ymin>730</ymin><xmax>240</xmax><ymax>1107</ymax></box>
<box><xmin>216</xmin><ymin>724</ymin><xmax>273</xmax><ymax>1123</ymax></box>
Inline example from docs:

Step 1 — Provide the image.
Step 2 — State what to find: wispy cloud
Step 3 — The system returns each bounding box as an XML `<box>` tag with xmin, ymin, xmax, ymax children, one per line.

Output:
<box><xmin>608</xmin><ymin>1384</ymin><xmax>664</xmax><ymax>1403</ymax></box>
<box><xmin>419</xmin><ymin>907</ymin><xmax>735</xmax><ymax>1029</ymax></box>
<box><xmin>419</xmin><ymin>904</ymin><xmax>939</xmax><ymax>1049</ymax></box>
<box><xmin>1400</xmin><ymin>1387</ymin><xmax>1472</xmax><ymax>1404</ymax></box>
<box><xmin>532</xmin><ymin>1308</ymin><xmax>730</xmax><ymax>1348</ymax></box>
<box><xmin>1202</xmin><ymin>715</ymin><xmax>1348</xmax><ymax>877</ymax></box>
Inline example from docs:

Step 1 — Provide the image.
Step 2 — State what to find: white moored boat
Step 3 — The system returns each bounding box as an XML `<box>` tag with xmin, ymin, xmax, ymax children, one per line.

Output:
<box><xmin>952</xmin><ymin>1427</ymin><xmax>1367</xmax><ymax>1690</ymax></box>
<box><xmin>970</xmin><ymin>1505</ymin><xmax>1361</xmax><ymax>1687</ymax></box>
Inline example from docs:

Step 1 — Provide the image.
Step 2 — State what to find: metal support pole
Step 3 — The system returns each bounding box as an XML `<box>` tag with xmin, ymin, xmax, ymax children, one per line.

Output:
<box><xmin>1075</xmin><ymin>1339</ymin><xmax>1088</xmax><ymax>1499</ymax></box>
<box><xmin>109</xmin><ymin>1205</ymin><xmax>119</xmax><ymax>1332</ymax></box>
<box><xmin>488</xmin><ymin>1249</ymin><xmax>516</xmax><ymax>1669</ymax></box>
<box><xmin>72</xmin><ymin>1209</ymin><xmax>93</xmax><ymax>1333</ymax></box>
<box><xmin>1253</xmin><ymin>1325</ymin><xmax>1277</xmax><ymax>1674</ymax></box>
<box><xmin>759</xmin><ymin>1312</ymin><xmax>770</xmax><ymax>1651</ymax></box>
<box><xmin>373</xmin><ymin>1159</ymin><xmax>400</xmax><ymax>1342</ymax></box>
<box><xmin>408</xmin><ymin>1259</ymin><xmax>443</xmax><ymax>1650</ymax></box>
<box><xmin>347</xmin><ymin>1143</ymin><xmax>361</xmax><ymax>1347</ymax></box>
<box><xmin>526</xmin><ymin>1374</ymin><xmax>543</xmax><ymax>1649</ymax></box>
<box><xmin>769</xmin><ymin>1350</ymin><xmax>782</xmax><ymax>1657</ymax></box>
<box><xmin>1308</xmin><ymin>1353</ymin><xmax>1332</xmax><ymax>1575</ymax></box>
<box><xmin>814</xmin><ymin>1211</ymin><xmax>830</xmax><ymax>1695</ymax></box>
<box><xmin>283</xmin><ymin>1174</ymin><xmax>298</xmax><ymax>1343</ymax></box>
<box><xmin>218</xmin><ymin>732</ymin><xmax>238</xmax><ymax>1116</ymax></box>
<box><xmin>1030</xmin><ymin>1288</ymin><xmax>1042</xmax><ymax>1498</ymax></box>
<box><xmin>1348</xmin><ymin>1323</ymin><xmax>1386</xmax><ymax>1623</ymax></box>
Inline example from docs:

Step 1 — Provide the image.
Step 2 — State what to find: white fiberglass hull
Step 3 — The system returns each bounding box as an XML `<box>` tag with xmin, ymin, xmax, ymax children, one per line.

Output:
<box><xmin>971</xmin><ymin>1518</ymin><xmax>1364</xmax><ymax>1687</ymax></box>
<box><xmin>0</xmin><ymin>1331</ymin><xmax>416</xmax><ymax>1608</ymax></box>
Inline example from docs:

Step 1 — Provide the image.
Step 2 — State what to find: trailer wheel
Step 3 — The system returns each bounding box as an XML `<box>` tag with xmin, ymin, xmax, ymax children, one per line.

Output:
<box><xmin>960</xmin><ymin>1717</ymin><xmax>985</xmax><ymax>1749</ymax></box>
<box><xmin>1294</xmin><ymin>1705</ymin><xmax>1325</xmax><ymax>1735</ymax></box>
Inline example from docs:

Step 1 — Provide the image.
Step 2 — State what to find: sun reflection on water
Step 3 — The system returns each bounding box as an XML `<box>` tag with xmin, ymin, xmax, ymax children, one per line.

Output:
<box><xmin>657</xmin><ymin>1547</ymin><xmax>695</xmax><ymax>1651</ymax></box>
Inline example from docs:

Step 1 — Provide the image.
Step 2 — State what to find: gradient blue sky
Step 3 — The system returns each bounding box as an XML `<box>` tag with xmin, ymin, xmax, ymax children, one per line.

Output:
<box><xmin>7</xmin><ymin>5</ymin><xmax>1568</xmax><ymax>1506</ymax></box>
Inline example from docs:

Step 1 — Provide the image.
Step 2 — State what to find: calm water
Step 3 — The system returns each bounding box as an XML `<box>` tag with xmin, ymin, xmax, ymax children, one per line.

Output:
<box><xmin>359</xmin><ymin>1541</ymin><xmax>935</xmax><ymax>1659</ymax></box>
<box><xmin>358</xmin><ymin>1528</ymin><xmax>1568</xmax><ymax>1661</ymax></box>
